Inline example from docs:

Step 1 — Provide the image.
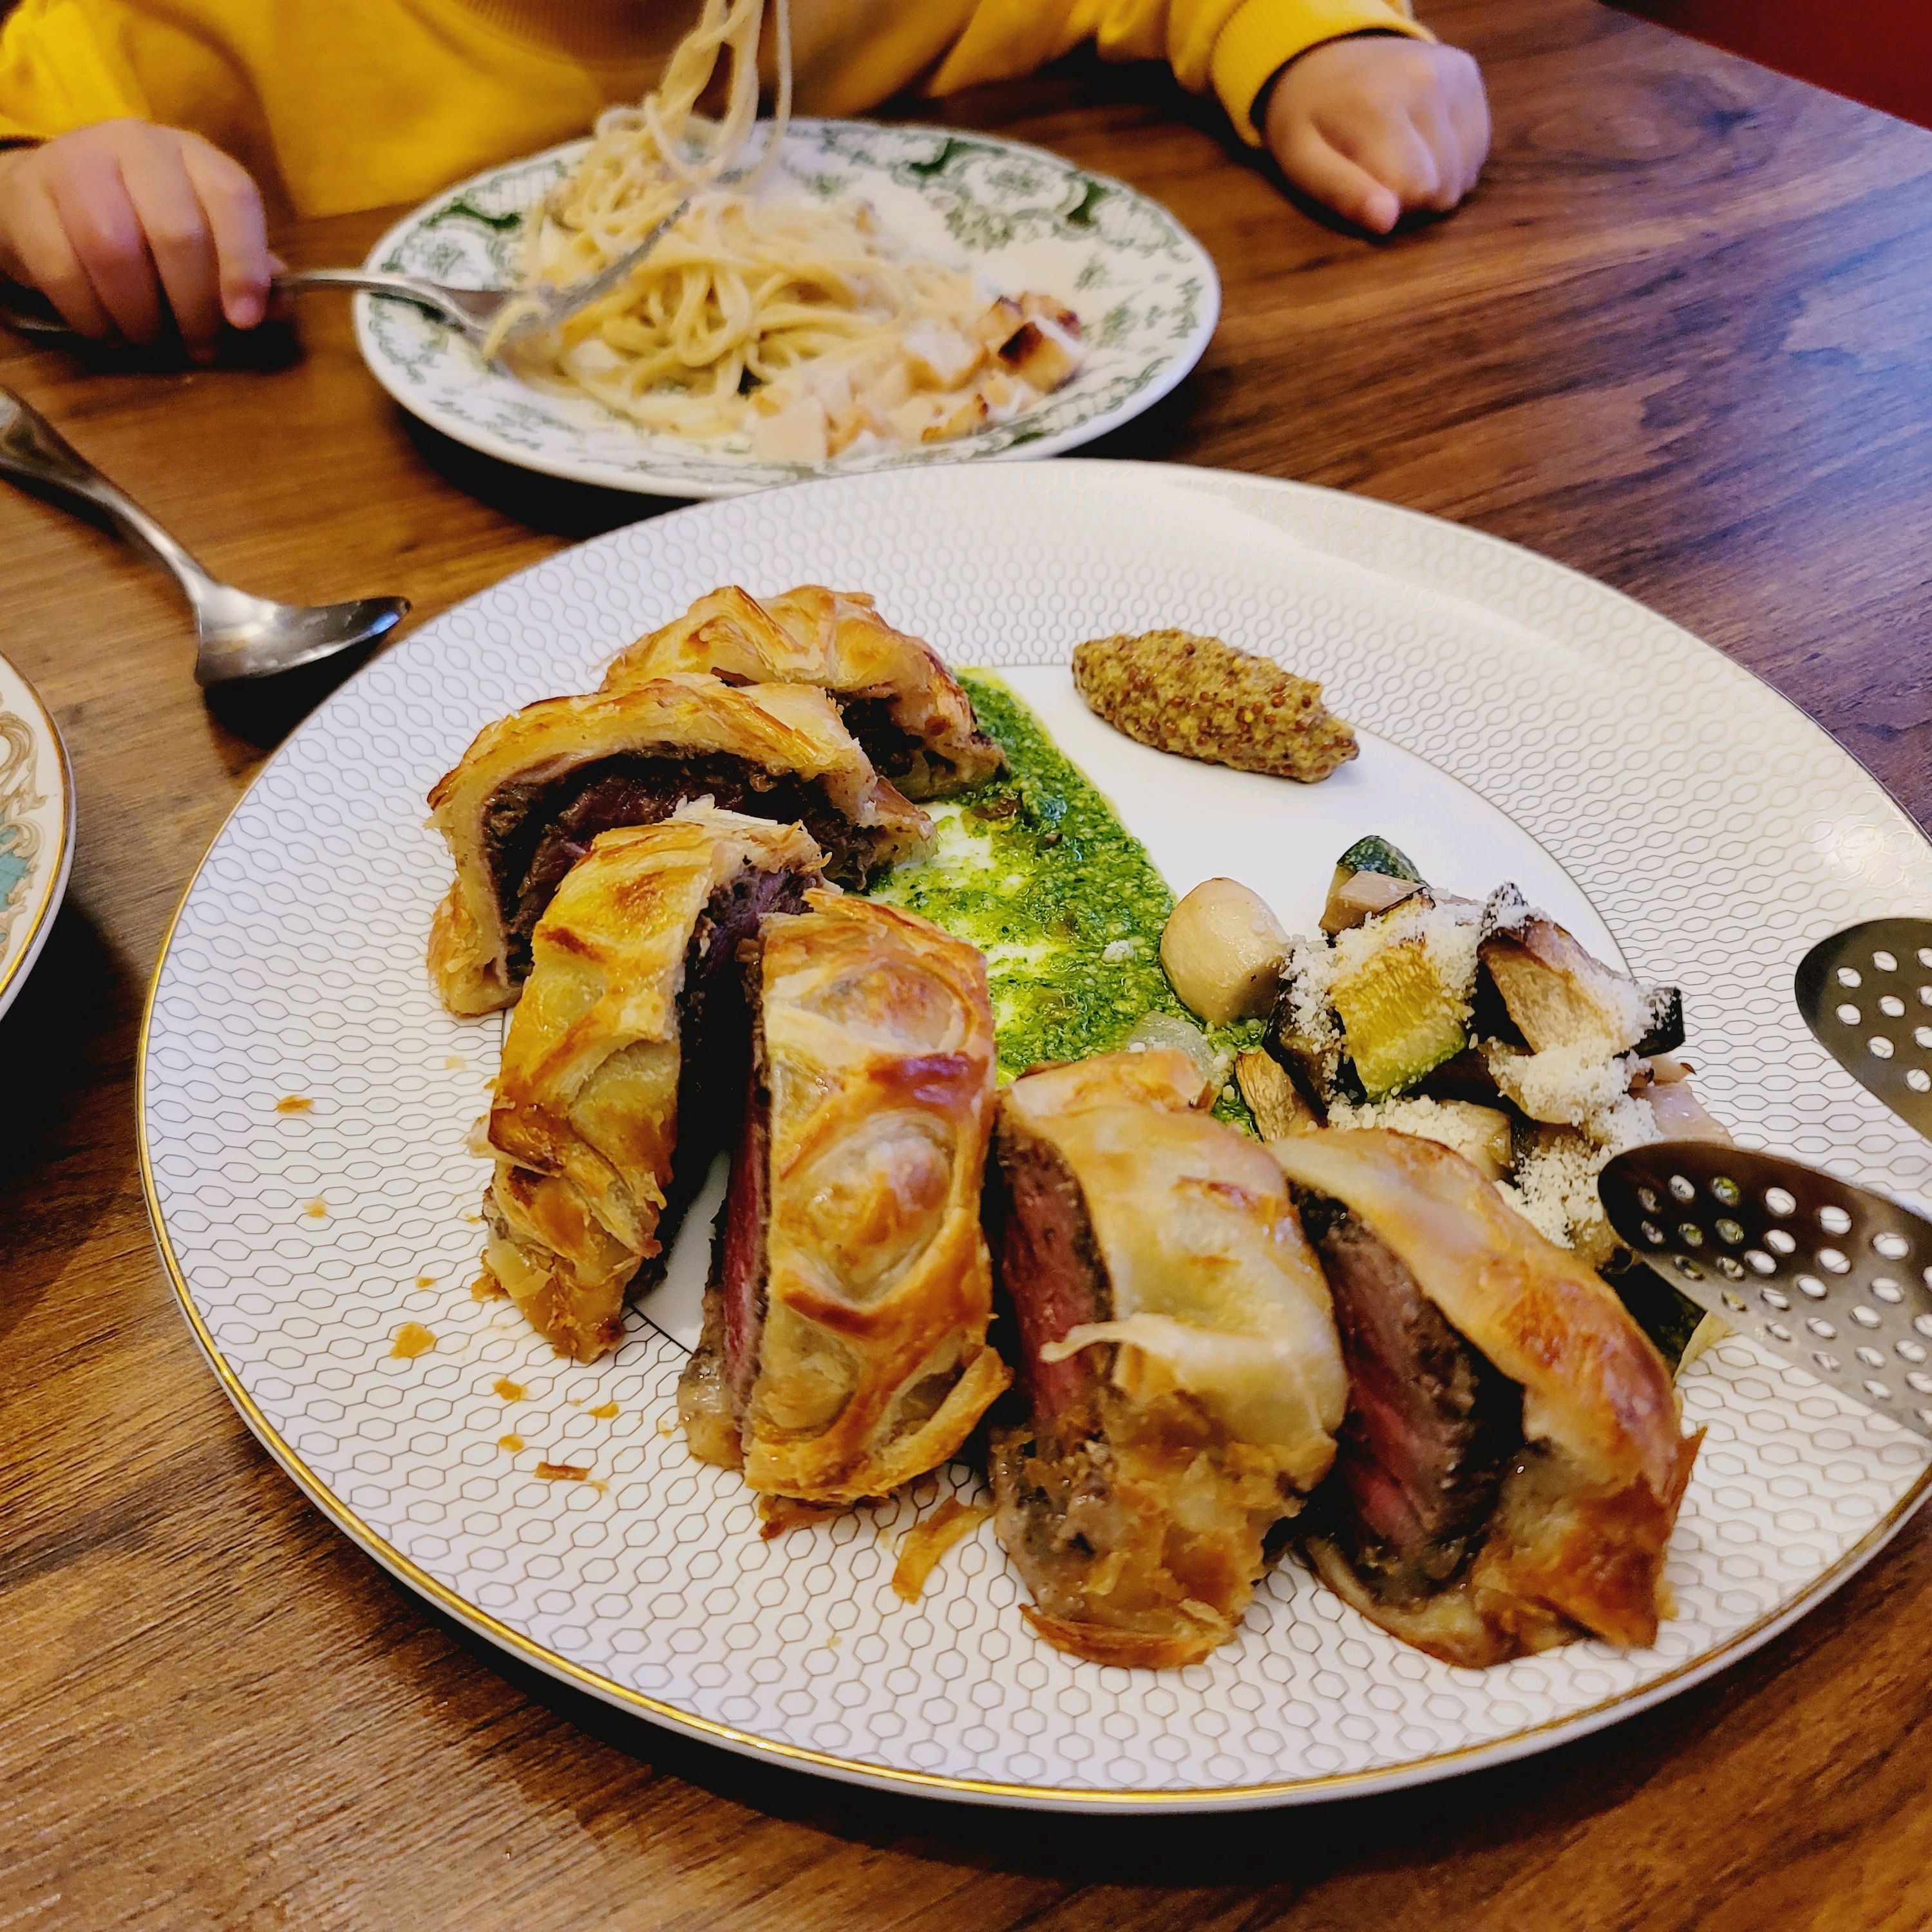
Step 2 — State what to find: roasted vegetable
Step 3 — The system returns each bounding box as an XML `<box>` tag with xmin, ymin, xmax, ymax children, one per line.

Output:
<box><xmin>1425</xmin><ymin>1100</ymin><xmax>1513</xmax><ymax>1182</ymax></box>
<box><xmin>1634</xmin><ymin>986</ymin><xmax>1686</xmax><ymax>1057</ymax></box>
<box><xmin>1331</xmin><ymin>934</ymin><xmax>1470</xmax><ymax>1099</ymax></box>
<box><xmin>1124</xmin><ymin>1010</ymin><xmax>1231</xmax><ymax>1096</ymax></box>
<box><xmin>1414</xmin><ymin>1048</ymin><xmax>1507</xmax><ymax>1106</ymax></box>
<box><xmin>1637</xmin><ymin>1057</ymin><xmax>1730</xmax><ymax>1142</ymax></box>
<box><xmin>1322</xmin><ymin>871</ymin><xmax>1424</xmax><ymax>935</ymax></box>
<box><xmin>1478</xmin><ymin>886</ymin><xmax>1668</xmax><ymax>1060</ymax></box>
<box><xmin>1321</xmin><ymin>835</ymin><xmax>1425</xmax><ymax>934</ymax></box>
<box><xmin>1160</xmin><ymin>878</ymin><xmax>1289</xmax><ymax>1024</ymax></box>
<box><xmin>1333</xmin><ymin>835</ymin><xmax>1421</xmax><ymax>886</ymax></box>
<box><xmin>1236</xmin><ymin>1046</ymin><xmax>1321</xmax><ymax>1137</ymax></box>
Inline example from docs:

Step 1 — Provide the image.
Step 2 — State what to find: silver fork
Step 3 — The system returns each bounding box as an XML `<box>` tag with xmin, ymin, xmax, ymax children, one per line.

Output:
<box><xmin>0</xmin><ymin>197</ymin><xmax>690</xmax><ymax>354</ymax></box>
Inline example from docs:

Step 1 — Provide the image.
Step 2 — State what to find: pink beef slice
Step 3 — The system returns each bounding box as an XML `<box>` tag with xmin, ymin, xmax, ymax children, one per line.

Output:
<box><xmin>636</xmin><ymin>862</ymin><xmax>811</xmax><ymax>1295</ymax></box>
<box><xmin>717</xmin><ymin>1048</ymin><xmax>770</xmax><ymax>1418</ymax></box>
<box><xmin>1307</xmin><ymin>1205</ymin><xmax>1522</xmax><ymax>1600</ymax></box>
<box><xmin>989</xmin><ymin>1115</ymin><xmax>1111</xmax><ymax>1440</ymax></box>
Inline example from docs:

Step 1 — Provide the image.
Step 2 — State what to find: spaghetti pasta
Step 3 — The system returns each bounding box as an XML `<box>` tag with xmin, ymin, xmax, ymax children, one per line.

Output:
<box><xmin>492</xmin><ymin>0</ymin><xmax>1083</xmax><ymax>461</ymax></box>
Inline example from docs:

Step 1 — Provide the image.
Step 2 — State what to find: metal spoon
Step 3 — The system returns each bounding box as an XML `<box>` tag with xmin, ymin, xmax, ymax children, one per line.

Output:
<box><xmin>1794</xmin><ymin>918</ymin><xmax>1932</xmax><ymax>1142</ymax></box>
<box><xmin>1600</xmin><ymin>1139</ymin><xmax>1932</xmax><ymax>1437</ymax></box>
<box><xmin>0</xmin><ymin>384</ymin><xmax>406</xmax><ymax>685</ymax></box>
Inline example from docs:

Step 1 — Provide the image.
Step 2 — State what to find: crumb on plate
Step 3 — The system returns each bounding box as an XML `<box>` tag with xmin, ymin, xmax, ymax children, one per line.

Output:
<box><xmin>891</xmin><ymin>1498</ymin><xmax>995</xmax><ymax>1603</ymax></box>
<box><xmin>388</xmin><ymin>1321</ymin><xmax>436</xmax><ymax>1360</ymax></box>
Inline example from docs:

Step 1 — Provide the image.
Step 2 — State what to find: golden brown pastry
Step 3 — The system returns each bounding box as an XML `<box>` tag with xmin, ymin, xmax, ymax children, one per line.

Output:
<box><xmin>1269</xmin><ymin>1128</ymin><xmax>1702</xmax><ymax>1666</ymax></box>
<box><xmin>426</xmin><ymin>672</ymin><xmax>930</xmax><ymax>1015</ymax></box>
<box><xmin>481</xmin><ymin>806</ymin><xmax>825</xmax><ymax>1361</ymax></box>
<box><xmin>601</xmin><ymin>584</ymin><xmax>1002</xmax><ymax>799</ymax></box>
<box><xmin>677</xmin><ymin>891</ymin><xmax>1009</xmax><ymax>1502</ymax></box>
<box><xmin>986</xmin><ymin>1048</ymin><xmax>1348</xmax><ymax>1668</ymax></box>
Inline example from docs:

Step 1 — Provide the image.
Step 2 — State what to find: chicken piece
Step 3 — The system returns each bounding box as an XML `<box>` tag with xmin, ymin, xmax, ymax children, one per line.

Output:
<box><xmin>996</xmin><ymin>317</ymin><xmax>1081</xmax><ymax>392</ymax></box>
<box><xmin>922</xmin><ymin>392</ymin><xmax>989</xmax><ymax>443</ymax></box>
<box><xmin>750</xmin><ymin>394</ymin><xmax>829</xmax><ymax>464</ymax></box>
<box><xmin>902</xmin><ymin>319</ymin><xmax>984</xmax><ymax>391</ymax></box>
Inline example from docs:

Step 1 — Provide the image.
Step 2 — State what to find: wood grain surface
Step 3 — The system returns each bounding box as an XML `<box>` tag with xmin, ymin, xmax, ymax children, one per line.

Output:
<box><xmin>5</xmin><ymin>3</ymin><xmax>1932</xmax><ymax>1926</ymax></box>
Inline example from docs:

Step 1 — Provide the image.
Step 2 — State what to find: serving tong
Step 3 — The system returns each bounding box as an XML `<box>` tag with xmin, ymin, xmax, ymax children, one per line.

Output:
<box><xmin>1597</xmin><ymin>916</ymin><xmax>1932</xmax><ymax>1437</ymax></box>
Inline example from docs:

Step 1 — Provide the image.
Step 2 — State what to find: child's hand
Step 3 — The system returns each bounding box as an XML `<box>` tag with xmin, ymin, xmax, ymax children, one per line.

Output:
<box><xmin>0</xmin><ymin>120</ymin><xmax>271</xmax><ymax>355</ymax></box>
<box><xmin>1263</xmin><ymin>37</ymin><xmax>1490</xmax><ymax>236</ymax></box>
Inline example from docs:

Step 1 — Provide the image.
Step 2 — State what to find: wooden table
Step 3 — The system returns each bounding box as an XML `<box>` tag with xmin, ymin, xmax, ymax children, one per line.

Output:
<box><xmin>6</xmin><ymin>3</ymin><xmax>1932</xmax><ymax>1924</ymax></box>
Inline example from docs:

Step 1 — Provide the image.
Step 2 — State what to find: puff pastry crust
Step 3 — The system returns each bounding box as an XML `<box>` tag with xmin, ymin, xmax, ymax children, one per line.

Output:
<box><xmin>678</xmin><ymin>891</ymin><xmax>1009</xmax><ymax>1502</ymax></box>
<box><xmin>426</xmin><ymin>672</ymin><xmax>931</xmax><ymax>1015</ymax></box>
<box><xmin>482</xmin><ymin>806</ymin><xmax>825</xmax><ymax>1361</ymax></box>
<box><xmin>601</xmin><ymin>585</ymin><xmax>1002</xmax><ymax>799</ymax></box>
<box><xmin>987</xmin><ymin>1048</ymin><xmax>1348</xmax><ymax>1668</ymax></box>
<box><xmin>1269</xmin><ymin>1128</ymin><xmax>1702</xmax><ymax>1664</ymax></box>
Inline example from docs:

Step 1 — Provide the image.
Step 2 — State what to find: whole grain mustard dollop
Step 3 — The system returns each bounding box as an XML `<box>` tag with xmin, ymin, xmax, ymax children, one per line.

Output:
<box><xmin>1072</xmin><ymin>630</ymin><xmax>1358</xmax><ymax>782</ymax></box>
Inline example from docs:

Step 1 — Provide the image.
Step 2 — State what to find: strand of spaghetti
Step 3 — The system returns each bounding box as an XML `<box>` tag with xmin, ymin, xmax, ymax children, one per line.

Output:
<box><xmin>482</xmin><ymin>0</ymin><xmax>1079</xmax><ymax>453</ymax></box>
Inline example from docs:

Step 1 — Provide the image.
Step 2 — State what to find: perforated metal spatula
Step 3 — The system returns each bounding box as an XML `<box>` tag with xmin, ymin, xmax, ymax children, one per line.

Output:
<box><xmin>1795</xmin><ymin>918</ymin><xmax>1932</xmax><ymax>1141</ymax></box>
<box><xmin>1599</xmin><ymin>1140</ymin><xmax>1932</xmax><ymax>1438</ymax></box>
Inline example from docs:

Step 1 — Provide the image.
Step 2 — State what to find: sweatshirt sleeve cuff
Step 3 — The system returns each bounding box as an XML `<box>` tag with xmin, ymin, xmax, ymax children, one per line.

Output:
<box><xmin>1211</xmin><ymin>0</ymin><xmax>1431</xmax><ymax>144</ymax></box>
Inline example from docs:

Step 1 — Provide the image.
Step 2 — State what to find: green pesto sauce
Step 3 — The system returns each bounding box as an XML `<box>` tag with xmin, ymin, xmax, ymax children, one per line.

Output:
<box><xmin>863</xmin><ymin>671</ymin><xmax>1259</xmax><ymax>1123</ymax></box>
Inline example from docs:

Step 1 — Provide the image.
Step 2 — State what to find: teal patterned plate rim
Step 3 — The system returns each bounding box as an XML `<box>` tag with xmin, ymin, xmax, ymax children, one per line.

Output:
<box><xmin>353</xmin><ymin>120</ymin><xmax>1219</xmax><ymax>498</ymax></box>
<box><xmin>0</xmin><ymin>647</ymin><xmax>73</xmax><ymax>1027</ymax></box>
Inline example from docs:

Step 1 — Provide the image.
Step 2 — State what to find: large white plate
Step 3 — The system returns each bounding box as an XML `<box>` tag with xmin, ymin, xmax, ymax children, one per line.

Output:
<box><xmin>141</xmin><ymin>462</ymin><xmax>1932</xmax><ymax>1811</ymax></box>
<box><xmin>354</xmin><ymin>122</ymin><xmax>1218</xmax><ymax>498</ymax></box>
<box><xmin>0</xmin><ymin>649</ymin><xmax>73</xmax><ymax>1027</ymax></box>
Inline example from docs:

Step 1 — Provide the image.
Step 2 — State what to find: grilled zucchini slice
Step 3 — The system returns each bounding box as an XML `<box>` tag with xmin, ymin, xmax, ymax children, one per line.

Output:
<box><xmin>1321</xmin><ymin>835</ymin><xmax>1426</xmax><ymax>934</ymax></box>
<box><xmin>1331</xmin><ymin>934</ymin><xmax>1469</xmax><ymax>1099</ymax></box>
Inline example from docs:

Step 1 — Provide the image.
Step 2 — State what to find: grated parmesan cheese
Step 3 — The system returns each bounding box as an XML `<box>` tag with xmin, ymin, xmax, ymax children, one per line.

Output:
<box><xmin>1325</xmin><ymin>894</ymin><xmax>1480</xmax><ymax>1003</ymax></box>
<box><xmin>1486</xmin><ymin>1043</ymin><xmax>1625</xmax><ymax>1132</ymax></box>
<box><xmin>1285</xmin><ymin>875</ymin><xmax>1671</xmax><ymax>1261</ymax></box>
<box><xmin>1328</xmin><ymin>1094</ymin><xmax>1503</xmax><ymax>1171</ymax></box>
<box><xmin>1504</xmin><ymin>1094</ymin><xmax>1661</xmax><ymax>1255</ymax></box>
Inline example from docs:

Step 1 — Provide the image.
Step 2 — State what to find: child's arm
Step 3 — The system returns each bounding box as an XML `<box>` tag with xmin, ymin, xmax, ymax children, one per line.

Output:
<box><xmin>907</xmin><ymin>0</ymin><xmax>1488</xmax><ymax>232</ymax></box>
<box><xmin>0</xmin><ymin>120</ymin><xmax>270</xmax><ymax>350</ymax></box>
<box><xmin>1262</xmin><ymin>35</ymin><xmax>1489</xmax><ymax>234</ymax></box>
<box><xmin>0</xmin><ymin>1</ymin><xmax>270</xmax><ymax>349</ymax></box>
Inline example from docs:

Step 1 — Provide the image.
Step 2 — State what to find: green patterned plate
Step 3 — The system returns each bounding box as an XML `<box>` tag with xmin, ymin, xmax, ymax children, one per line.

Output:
<box><xmin>354</xmin><ymin>121</ymin><xmax>1218</xmax><ymax>498</ymax></box>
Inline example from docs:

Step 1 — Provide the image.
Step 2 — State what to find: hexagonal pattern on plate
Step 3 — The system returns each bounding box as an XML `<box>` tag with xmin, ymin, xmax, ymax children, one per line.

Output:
<box><xmin>142</xmin><ymin>462</ymin><xmax>1932</xmax><ymax>1810</ymax></box>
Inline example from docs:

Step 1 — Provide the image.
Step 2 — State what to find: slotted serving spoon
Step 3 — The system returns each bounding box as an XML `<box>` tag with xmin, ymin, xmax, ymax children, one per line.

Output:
<box><xmin>1600</xmin><ymin>1140</ymin><xmax>1932</xmax><ymax>1438</ymax></box>
<box><xmin>1795</xmin><ymin>918</ymin><xmax>1932</xmax><ymax>1141</ymax></box>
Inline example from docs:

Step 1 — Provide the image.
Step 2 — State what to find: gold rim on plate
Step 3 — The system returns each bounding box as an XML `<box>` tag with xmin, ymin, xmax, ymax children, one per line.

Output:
<box><xmin>0</xmin><ymin>651</ymin><xmax>74</xmax><ymax>1022</ymax></box>
<box><xmin>133</xmin><ymin>679</ymin><xmax>1932</xmax><ymax>1814</ymax></box>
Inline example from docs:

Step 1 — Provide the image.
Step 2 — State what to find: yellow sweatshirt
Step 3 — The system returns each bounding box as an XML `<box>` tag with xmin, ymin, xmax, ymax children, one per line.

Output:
<box><xmin>0</xmin><ymin>0</ymin><xmax>1424</xmax><ymax>220</ymax></box>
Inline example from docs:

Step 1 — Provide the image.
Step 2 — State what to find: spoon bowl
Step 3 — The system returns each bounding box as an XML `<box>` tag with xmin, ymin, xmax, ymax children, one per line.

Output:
<box><xmin>1</xmin><ymin>383</ymin><xmax>408</xmax><ymax>686</ymax></box>
<box><xmin>191</xmin><ymin>583</ymin><xmax>408</xmax><ymax>686</ymax></box>
<box><xmin>1600</xmin><ymin>1139</ymin><xmax>1932</xmax><ymax>1437</ymax></box>
<box><xmin>1794</xmin><ymin>918</ymin><xmax>1932</xmax><ymax>1141</ymax></box>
